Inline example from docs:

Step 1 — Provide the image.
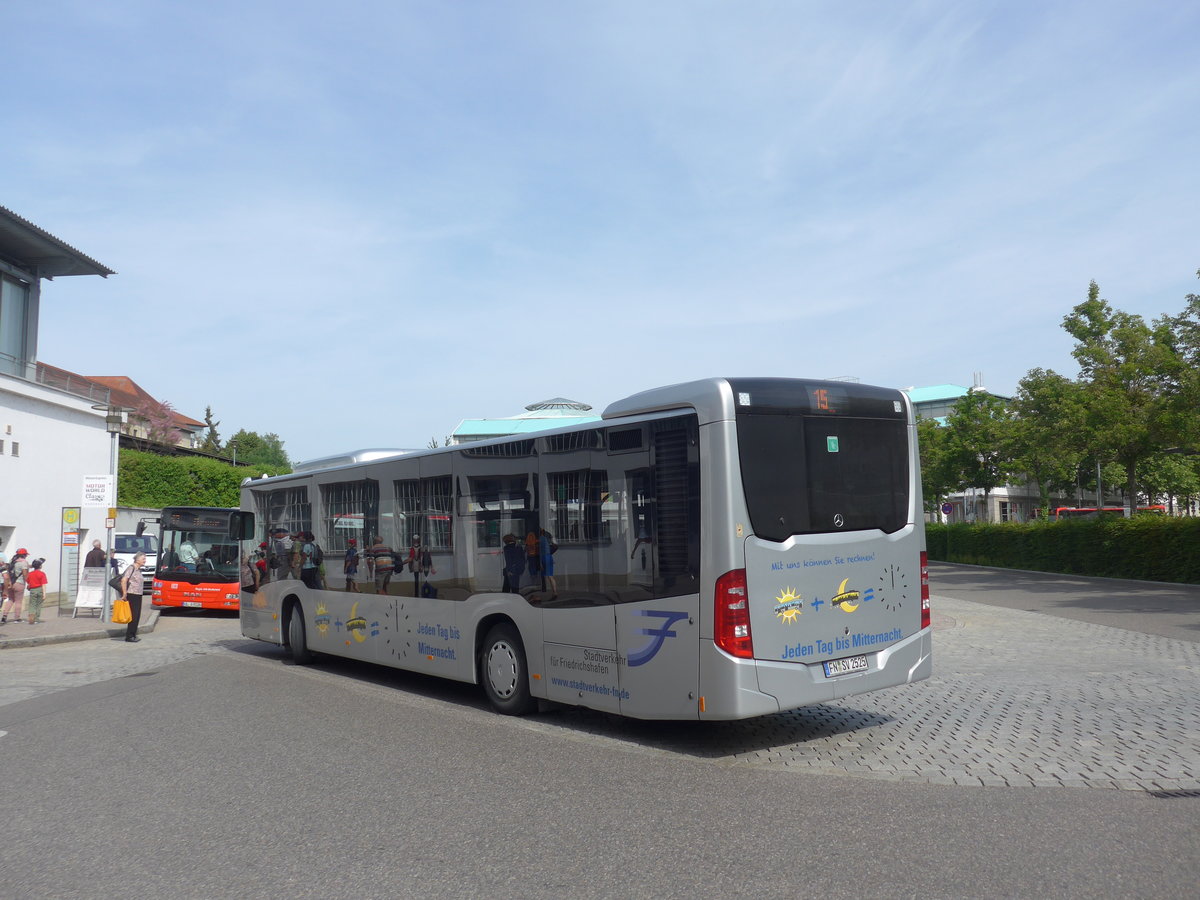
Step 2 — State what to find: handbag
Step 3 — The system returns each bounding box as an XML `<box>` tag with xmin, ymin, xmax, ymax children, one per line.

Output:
<box><xmin>111</xmin><ymin>598</ymin><xmax>133</xmax><ymax>624</ymax></box>
<box><xmin>108</xmin><ymin>573</ymin><xmax>125</xmax><ymax>592</ymax></box>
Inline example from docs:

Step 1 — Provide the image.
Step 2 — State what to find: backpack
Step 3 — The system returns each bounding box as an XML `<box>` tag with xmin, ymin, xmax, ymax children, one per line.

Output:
<box><xmin>311</xmin><ymin>543</ymin><xmax>324</xmax><ymax>565</ymax></box>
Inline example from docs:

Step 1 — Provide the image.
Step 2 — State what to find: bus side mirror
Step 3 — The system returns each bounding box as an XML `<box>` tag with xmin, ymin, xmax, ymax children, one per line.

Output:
<box><xmin>136</xmin><ymin>521</ymin><xmax>145</xmax><ymax>536</ymax></box>
<box><xmin>231</xmin><ymin>512</ymin><xmax>256</xmax><ymax>541</ymax></box>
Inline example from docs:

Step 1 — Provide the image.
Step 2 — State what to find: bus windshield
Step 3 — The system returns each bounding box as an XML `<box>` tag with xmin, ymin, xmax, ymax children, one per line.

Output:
<box><xmin>157</xmin><ymin>509</ymin><xmax>241</xmax><ymax>582</ymax></box>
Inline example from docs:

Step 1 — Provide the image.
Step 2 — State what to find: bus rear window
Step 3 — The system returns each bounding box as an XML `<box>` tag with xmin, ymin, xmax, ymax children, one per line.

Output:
<box><xmin>736</xmin><ymin>414</ymin><xmax>909</xmax><ymax>541</ymax></box>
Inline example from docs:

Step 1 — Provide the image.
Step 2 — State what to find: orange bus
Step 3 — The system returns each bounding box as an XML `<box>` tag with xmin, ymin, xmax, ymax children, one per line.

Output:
<box><xmin>149</xmin><ymin>507</ymin><xmax>255</xmax><ymax>610</ymax></box>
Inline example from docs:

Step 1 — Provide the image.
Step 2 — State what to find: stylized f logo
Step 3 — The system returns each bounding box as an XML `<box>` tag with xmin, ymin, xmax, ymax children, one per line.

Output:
<box><xmin>628</xmin><ymin>610</ymin><xmax>688</xmax><ymax>667</ymax></box>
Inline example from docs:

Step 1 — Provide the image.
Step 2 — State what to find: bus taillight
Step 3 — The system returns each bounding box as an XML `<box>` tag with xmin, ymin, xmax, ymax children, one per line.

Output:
<box><xmin>920</xmin><ymin>551</ymin><xmax>930</xmax><ymax>630</ymax></box>
<box><xmin>714</xmin><ymin>569</ymin><xmax>753</xmax><ymax>659</ymax></box>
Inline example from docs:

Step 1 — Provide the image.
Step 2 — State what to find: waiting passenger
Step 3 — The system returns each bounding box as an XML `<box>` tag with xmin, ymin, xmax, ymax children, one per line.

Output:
<box><xmin>366</xmin><ymin>536</ymin><xmax>396</xmax><ymax>594</ymax></box>
<box><xmin>502</xmin><ymin>534</ymin><xmax>525</xmax><ymax>593</ymax></box>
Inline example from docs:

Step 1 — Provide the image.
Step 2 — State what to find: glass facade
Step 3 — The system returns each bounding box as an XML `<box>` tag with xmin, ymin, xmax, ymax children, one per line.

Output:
<box><xmin>0</xmin><ymin>274</ymin><xmax>30</xmax><ymax>377</ymax></box>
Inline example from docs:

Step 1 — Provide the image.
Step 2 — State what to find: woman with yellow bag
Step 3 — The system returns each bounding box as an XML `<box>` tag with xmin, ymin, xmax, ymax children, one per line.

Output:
<box><xmin>117</xmin><ymin>552</ymin><xmax>147</xmax><ymax>643</ymax></box>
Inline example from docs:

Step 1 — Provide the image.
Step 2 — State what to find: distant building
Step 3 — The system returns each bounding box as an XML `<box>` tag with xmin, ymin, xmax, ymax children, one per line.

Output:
<box><xmin>451</xmin><ymin>398</ymin><xmax>600</xmax><ymax>444</ymax></box>
<box><xmin>906</xmin><ymin>383</ymin><xmax>974</xmax><ymax>423</ymax></box>
<box><xmin>903</xmin><ymin>379</ymin><xmax>1101</xmax><ymax>523</ymax></box>
<box><xmin>51</xmin><ymin>369</ymin><xmax>204</xmax><ymax>449</ymax></box>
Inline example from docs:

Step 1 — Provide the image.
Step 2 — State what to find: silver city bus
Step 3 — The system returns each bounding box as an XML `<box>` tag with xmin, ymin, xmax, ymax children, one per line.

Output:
<box><xmin>240</xmin><ymin>377</ymin><xmax>932</xmax><ymax>720</ymax></box>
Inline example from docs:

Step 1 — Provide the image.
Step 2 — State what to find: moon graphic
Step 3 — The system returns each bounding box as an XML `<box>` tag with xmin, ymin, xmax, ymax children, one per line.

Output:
<box><xmin>346</xmin><ymin>601</ymin><xmax>369</xmax><ymax>643</ymax></box>
<box><xmin>831</xmin><ymin>578</ymin><xmax>860</xmax><ymax>612</ymax></box>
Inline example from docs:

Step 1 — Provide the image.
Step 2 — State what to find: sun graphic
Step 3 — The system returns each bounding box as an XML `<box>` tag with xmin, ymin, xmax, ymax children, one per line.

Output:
<box><xmin>774</xmin><ymin>587</ymin><xmax>803</xmax><ymax>623</ymax></box>
<box><xmin>314</xmin><ymin>602</ymin><xmax>331</xmax><ymax>635</ymax></box>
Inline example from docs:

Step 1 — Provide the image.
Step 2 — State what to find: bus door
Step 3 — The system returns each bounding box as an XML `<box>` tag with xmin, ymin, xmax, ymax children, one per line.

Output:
<box><xmin>616</xmin><ymin>420</ymin><xmax>701</xmax><ymax>719</ymax></box>
<box><xmin>541</xmin><ymin>602</ymin><xmax>621</xmax><ymax>714</ymax></box>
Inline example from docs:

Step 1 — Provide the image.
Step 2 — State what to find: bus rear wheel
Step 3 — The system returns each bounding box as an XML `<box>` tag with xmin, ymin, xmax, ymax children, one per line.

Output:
<box><xmin>288</xmin><ymin>605</ymin><xmax>314</xmax><ymax>665</ymax></box>
<box><xmin>481</xmin><ymin>623</ymin><xmax>534</xmax><ymax>716</ymax></box>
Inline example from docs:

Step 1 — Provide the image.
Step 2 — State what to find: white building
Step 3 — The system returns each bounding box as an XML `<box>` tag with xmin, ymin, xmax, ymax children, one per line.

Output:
<box><xmin>0</xmin><ymin>205</ymin><xmax>116</xmax><ymax>599</ymax></box>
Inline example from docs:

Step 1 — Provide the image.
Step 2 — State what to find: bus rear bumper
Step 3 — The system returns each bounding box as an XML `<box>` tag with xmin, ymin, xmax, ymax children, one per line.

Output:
<box><xmin>757</xmin><ymin>627</ymin><xmax>932</xmax><ymax>708</ymax></box>
<box><xmin>698</xmin><ymin>628</ymin><xmax>932</xmax><ymax>720</ymax></box>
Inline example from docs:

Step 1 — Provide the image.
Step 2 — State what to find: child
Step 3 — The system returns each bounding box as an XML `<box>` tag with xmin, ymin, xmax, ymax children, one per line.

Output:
<box><xmin>25</xmin><ymin>558</ymin><xmax>48</xmax><ymax>624</ymax></box>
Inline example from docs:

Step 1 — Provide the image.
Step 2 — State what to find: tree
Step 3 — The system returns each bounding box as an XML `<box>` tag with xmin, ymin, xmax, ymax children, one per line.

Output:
<box><xmin>916</xmin><ymin>416</ymin><xmax>956</xmax><ymax>514</ymax></box>
<box><xmin>943</xmin><ymin>389</ymin><xmax>1013</xmax><ymax>521</ymax></box>
<box><xmin>1007</xmin><ymin>369</ymin><xmax>1088</xmax><ymax>514</ymax></box>
<box><xmin>1158</xmin><ymin>268</ymin><xmax>1200</xmax><ymax>451</ymax></box>
<box><xmin>1138</xmin><ymin>452</ymin><xmax>1200</xmax><ymax>513</ymax></box>
<box><xmin>226</xmin><ymin>429</ymin><xmax>291</xmax><ymax>470</ymax></box>
<box><xmin>1062</xmin><ymin>280</ymin><xmax>1184</xmax><ymax>508</ymax></box>
<box><xmin>199</xmin><ymin>405</ymin><xmax>222</xmax><ymax>455</ymax></box>
<box><xmin>133</xmin><ymin>398</ymin><xmax>182</xmax><ymax>449</ymax></box>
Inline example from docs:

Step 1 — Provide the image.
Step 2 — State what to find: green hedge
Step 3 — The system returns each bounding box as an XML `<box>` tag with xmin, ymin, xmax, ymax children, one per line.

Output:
<box><xmin>926</xmin><ymin>517</ymin><xmax>1200</xmax><ymax>584</ymax></box>
<box><xmin>118</xmin><ymin>450</ymin><xmax>289</xmax><ymax>509</ymax></box>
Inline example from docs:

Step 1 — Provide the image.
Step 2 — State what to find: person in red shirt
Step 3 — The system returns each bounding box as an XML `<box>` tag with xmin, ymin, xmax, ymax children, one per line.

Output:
<box><xmin>25</xmin><ymin>558</ymin><xmax>49</xmax><ymax>624</ymax></box>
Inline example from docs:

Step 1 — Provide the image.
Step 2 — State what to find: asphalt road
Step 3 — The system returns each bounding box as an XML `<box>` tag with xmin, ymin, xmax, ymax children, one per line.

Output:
<box><xmin>1</xmin><ymin>574</ymin><xmax>1198</xmax><ymax>899</ymax></box>
<box><xmin>929</xmin><ymin>561</ymin><xmax>1200</xmax><ymax>642</ymax></box>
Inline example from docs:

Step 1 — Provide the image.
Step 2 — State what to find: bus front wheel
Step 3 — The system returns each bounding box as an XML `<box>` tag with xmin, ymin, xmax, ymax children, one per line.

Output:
<box><xmin>481</xmin><ymin>623</ymin><xmax>534</xmax><ymax>715</ymax></box>
<box><xmin>288</xmin><ymin>606</ymin><xmax>314</xmax><ymax>665</ymax></box>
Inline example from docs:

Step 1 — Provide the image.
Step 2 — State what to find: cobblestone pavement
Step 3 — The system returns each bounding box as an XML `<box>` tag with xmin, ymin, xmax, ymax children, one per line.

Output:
<box><xmin>0</xmin><ymin>613</ymin><xmax>246</xmax><ymax>708</ymax></box>
<box><xmin>3</xmin><ymin>597</ymin><xmax>1199</xmax><ymax>793</ymax></box>
<box><xmin>536</xmin><ymin>595</ymin><xmax>1200</xmax><ymax>793</ymax></box>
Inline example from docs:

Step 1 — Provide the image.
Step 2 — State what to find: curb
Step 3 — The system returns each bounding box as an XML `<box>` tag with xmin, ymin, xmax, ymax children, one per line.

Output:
<box><xmin>0</xmin><ymin>610</ymin><xmax>161</xmax><ymax>650</ymax></box>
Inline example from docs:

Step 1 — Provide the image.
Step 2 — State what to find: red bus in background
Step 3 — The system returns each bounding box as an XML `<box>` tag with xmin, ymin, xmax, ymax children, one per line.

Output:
<box><xmin>149</xmin><ymin>507</ymin><xmax>255</xmax><ymax>609</ymax></box>
<box><xmin>1052</xmin><ymin>505</ymin><xmax>1167</xmax><ymax>520</ymax></box>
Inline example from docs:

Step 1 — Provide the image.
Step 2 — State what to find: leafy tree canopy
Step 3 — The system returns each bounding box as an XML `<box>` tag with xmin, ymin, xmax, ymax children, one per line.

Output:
<box><xmin>227</xmin><ymin>429</ymin><xmax>291</xmax><ymax>470</ymax></box>
<box><xmin>1061</xmin><ymin>280</ymin><xmax>1189</xmax><ymax>506</ymax></box>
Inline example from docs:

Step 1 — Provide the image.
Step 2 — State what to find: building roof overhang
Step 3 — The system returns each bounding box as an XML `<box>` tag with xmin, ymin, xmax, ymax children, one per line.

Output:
<box><xmin>0</xmin><ymin>205</ymin><xmax>115</xmax><ymax>278</ymax></box>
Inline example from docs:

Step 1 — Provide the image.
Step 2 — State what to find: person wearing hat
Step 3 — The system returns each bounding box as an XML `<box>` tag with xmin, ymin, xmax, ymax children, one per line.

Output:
<box><xmin>343</xmin><ymin>538</ymin><xmax>360</xmax><ymax>592</ymax></box>
<box><xmin>25</xmin><ymin>558</ymin><xmax>48</xmax><ymax>624</ymax></box>
<box><xmin>0</xmin><ymin>548</ymin><xmax>30</xmax><ymax>624</ymax></box>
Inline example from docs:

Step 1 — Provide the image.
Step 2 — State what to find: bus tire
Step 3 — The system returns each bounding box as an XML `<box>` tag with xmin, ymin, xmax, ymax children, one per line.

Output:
<box><xmin>288</xmin><ymin>605</ymin><xmax>314</xmax><ymax>665</ymax></box>
<box><xmin>480</xmin><ymin>623</ymin><xmax>534</xmax><ymax>716</ymax></box>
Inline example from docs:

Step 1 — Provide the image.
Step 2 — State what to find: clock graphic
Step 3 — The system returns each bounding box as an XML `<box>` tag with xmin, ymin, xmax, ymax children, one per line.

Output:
<box><xmin>877</xmin><ymin>564</ymin><xmax>909</xmax><ymax>612</ymax></box>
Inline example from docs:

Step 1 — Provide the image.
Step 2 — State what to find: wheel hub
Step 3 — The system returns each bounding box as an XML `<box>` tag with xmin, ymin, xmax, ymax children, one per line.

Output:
<box><xmin>488</xmin><ymin>641</ymin><xmax>518</xmax><ymax>698</ymax></box>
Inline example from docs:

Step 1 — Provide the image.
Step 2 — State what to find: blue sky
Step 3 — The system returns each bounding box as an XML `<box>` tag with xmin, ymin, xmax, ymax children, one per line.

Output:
<box><xmin>7</xmin><ymin>0</ymin><xmax>1199</xmax><ymax>462</ymax></box>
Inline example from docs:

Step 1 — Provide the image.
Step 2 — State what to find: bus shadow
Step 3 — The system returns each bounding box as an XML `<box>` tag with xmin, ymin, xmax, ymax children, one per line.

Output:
<box><xmin>223</xmin><ymin>641</ymin><xmax>894</xmax><ymax>757</ymax></box>
<box><xmin>222</xmin><ymin>640</ymin><xmax>495</xmax><ymax>710</ymax></box>
<box><xmin>538</xmin><ymin>704</ymin><xmax>895</xmax><ymax>759</ymax></box>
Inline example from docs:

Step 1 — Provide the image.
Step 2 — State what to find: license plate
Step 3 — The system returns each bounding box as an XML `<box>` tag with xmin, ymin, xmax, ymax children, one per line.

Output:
<box><xmin>823</xmin><ymin>655</ymin><xmax>868</xmax><ymax>677</ymax></box>
<box><xmin>182</xmin><ymin>601</ymin><xmax>203</xmax><ymax>608</ymax></box>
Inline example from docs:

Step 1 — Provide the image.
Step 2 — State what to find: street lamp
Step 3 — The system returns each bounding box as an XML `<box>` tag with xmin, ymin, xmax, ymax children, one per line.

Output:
<box><xmin>93</xmin><ymin>403</ymin><xmax>127</xmax><ymax>621</ymax></box>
